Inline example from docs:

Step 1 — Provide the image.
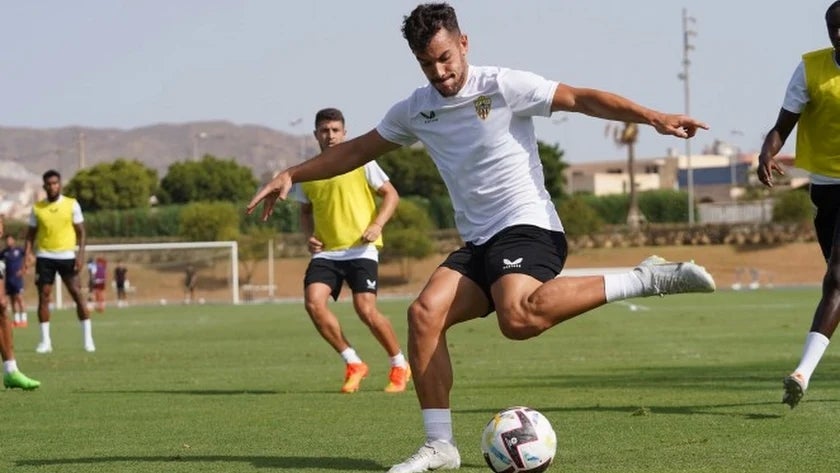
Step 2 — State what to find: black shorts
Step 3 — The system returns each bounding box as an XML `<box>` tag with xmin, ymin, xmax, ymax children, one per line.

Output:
<box><xmin>440</xmin><ymin>224</ymin><xmax>568</xmax><ymax>305</ymax></box>
<box><xmin>810</xmin><ymin>184</ymin><xmax>840</xmax><ymax>261</ymax></box>
<box><xmin>35</xmin><ymin>257</ymin><xmax>78</xmax><ymax>286</ymax></box>
<box><xmin>304</xmin><ymin>258</ymin><xmax>379</xmax><ymax>301</ymax></box>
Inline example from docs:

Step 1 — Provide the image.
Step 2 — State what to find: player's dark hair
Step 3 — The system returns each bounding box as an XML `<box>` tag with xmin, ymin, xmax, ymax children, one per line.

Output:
<box><xmin>828</xmin><ymin>1</ymin><xmax>840</xmax><ymax>20</ymax></box>
<box><xmin>42</xmin><ymin>169</ymin><xmax>61</xmax><ymax>182</ymax></box>
<box><xmin>314</xmin><ymin>108</ymin><xmax>345</xmax><ymax>128</ymax></box>
<box><xmin>401</xmin><ymin>3</ymin><xmax>460</xmax><ymax>52</ymax></box>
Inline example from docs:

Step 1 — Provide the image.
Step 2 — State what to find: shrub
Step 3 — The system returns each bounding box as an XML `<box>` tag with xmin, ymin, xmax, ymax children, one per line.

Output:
<box><xmin>556</xmin><ymin>196</ymin><xmax>604</xmax><ymax>236</ymax></box>
<box><xmin>773</xmin><ymin>189</ymin><xmax>813</xmax><ymax>224</ymax></box>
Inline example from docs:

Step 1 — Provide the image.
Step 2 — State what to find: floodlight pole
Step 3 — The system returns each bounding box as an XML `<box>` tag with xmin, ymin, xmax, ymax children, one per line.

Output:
<box><xmin>680</xmin><ymin>8</ymin><xmax>697</xmax><ymax>225</ymax></box>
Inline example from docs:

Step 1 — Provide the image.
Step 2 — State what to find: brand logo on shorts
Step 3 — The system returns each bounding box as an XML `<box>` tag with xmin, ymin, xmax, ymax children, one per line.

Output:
<box><xmin>366</xmin><ymin>279</ymin><xmax>377</xmax><ymax>290</ymax></box>
<box><xmin>502</xmin><ymin>257</ymin><xmax>523</xmax><ymax>269</ymax></box>
<box><xmin>474</xmin><ymin>95</ymin><xmax>491</xmax><ymax>120</ymax></box>
<box><xmin>420</xmin><ymin>111</ymin><xmax>438</xmax><ymax>123</ymax></box>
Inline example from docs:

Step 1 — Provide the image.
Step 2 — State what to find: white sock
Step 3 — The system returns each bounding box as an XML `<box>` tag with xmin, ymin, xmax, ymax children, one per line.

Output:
<box><xmin>604</xmin><ymin>271</ymin><xmax>644</xmax><ymax>302</ymax></box>
<box><xmin>390</xmin><ymin>351</ymin><xmax>407</xmax><ymax>368</ymax></box>
<box><xmin>423</xmin><ymin>408</ymin><xmax>454</xmax><ymax>444</ymax></box>
<box><xmin>3</xmin><ymin>360</ymin><xmax>18</xmax><ymax>374</ymax></box>
<box><xmin>794</xmin><ymin>331</ymin><xmax>830</xmax><ymax>389</ymax></box>
<box><xmin>340</xmin><ymin>347</ymin><xmax>363</xmax><ymax>364</ymax></box>
<box><xmin>13</xmin><ymin>312</ymin><xmax>20</xmax><ymax>323</ymax></box>
<box><xmin>40</xmin><ymin>322</ymin><xmax>51</xmax><ymax>344</ymax></box>
<box><xmin>81</xmin><ymin>319</ymin><xmax>94</xmax><ymax>344</ymax></box>
<box><xmin>21</xmin><ymin>312</ymin><xmax>27</xmax><ymax>322</ymax></box>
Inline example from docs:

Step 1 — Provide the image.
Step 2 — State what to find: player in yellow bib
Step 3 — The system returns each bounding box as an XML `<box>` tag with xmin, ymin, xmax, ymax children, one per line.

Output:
<box><xmin>757</xmin><ymin>1</ymin><xmax>840</xmax><ymax>409</ymax></box>
<box><xmin>24</xmin><ymin>170</ymin><xmax>95</xmax><ymax>354</ymax></box>
<box><xmin>289</xmin><ymin>108</ymin><xmax>409</xmax><ymax>394</ymax></box>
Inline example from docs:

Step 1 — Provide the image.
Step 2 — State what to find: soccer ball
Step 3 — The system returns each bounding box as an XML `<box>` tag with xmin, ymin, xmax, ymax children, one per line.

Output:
<box><xmin>480</xmin><ymin>406</ymin><xmax>557</xmax><ymax>473</ymax></box>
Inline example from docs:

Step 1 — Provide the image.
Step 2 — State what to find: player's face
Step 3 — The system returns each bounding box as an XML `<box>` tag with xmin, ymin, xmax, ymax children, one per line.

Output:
<box><xmin>43</xmin><ymin>176</ymin><xmax>61</xmax><ymax>201</ymax></box>
<box><xmin>313</xmin><ymin>120</ymin><xmax>347</xmax><ymax>151</ymax></box>
<box><xmin>828</xmin><ymin>8</ymin><xmax>840</xmax><ymax>50</ymax></box>
<box><xmin>414</xmin><ymin>29</ymin><xmax>469</xmax><ymax>97</ymax></box>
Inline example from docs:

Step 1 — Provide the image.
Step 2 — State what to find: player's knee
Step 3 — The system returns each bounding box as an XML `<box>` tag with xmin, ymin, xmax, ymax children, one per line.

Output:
<box><xmin>354</xmin><ymin>305</ymin><xmax>379</xmax><ymax>326</ymax></box>
<box><xmin>496</xmin><ymin>307</ymin><xmax>545</xmax><ymax>340</ymax></box>
<box><xmin>826</xmin><ymin>259</ymin><xmax>840</xmax><ymax>288</ymax></box>
<box><xmin>407</xmin><ymin>298</ymin><xmax>444</xmax><ymax>339</ymax></box>
<box><xmin>304</xmin><ymin>298</ymin><xmax>328</xmax><ymax>317</ymax></box>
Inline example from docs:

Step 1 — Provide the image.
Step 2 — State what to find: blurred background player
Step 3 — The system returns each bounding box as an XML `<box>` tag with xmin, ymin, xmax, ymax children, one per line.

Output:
<box><xmin>114</xmin><ymin>260</ymin><xmax>128</xmax><ymax>308</ymax></box>
<box><xmin>757</xmin><ymin>1</ymin><xmax>840</xmax><ymax>409</ymax></box>
<box><xmin>289</xmin><ymin>107</ymin><xmax>410</xmax><ymax>393</ymax></box>
<box><xmin>24</xmin><ymin>169</ymin><xmax>96</xmax><ymax>354</ymax></box>
<box><xmin>1</xmin><ymin>234</ymin><xmax>28</xmax><ymax>328</ymax></box>
<box><xmin>0</xmin><ymin>215</ymin><xmax>39</xmax><ymax>389</ymax></box>
<box><xmin>183</xmin><ymin>264</ymin><xmax>198</xmax><ymax>304</ymax></box>
<box><xmin>91</xmin><ymin>256</ymin><xmax>107</xmax><ymax>312</ymax></box>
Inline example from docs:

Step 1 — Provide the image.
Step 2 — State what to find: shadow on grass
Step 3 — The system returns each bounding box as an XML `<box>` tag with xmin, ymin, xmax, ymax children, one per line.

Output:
<box><xmin>456</xmin><ymin>401</ymin><xmax>790</xmax><ymax>420</ymax></box>
<box><xmin>74</xmin><ymin>389</ymin><xmax>346</xmax><ymax>395</ymax></box>
<box><xmin>16</xmin><ymin>455</ymin><xmax>383</xmax><ymax>471</ymax></box>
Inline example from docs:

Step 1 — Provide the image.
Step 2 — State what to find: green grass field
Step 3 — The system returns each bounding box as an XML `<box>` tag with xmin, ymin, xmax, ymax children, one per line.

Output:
<box><xmin>4</xmin><ymin>288</ymin><xmax>840</xmax><ymax>472</ymax></box>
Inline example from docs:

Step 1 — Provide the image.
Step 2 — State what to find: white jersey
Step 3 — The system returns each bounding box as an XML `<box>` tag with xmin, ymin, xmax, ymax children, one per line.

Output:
<box><xmin>377</xmin><ymin>65</ymin><xmax>563</xmax><ymax>244</ymax></box>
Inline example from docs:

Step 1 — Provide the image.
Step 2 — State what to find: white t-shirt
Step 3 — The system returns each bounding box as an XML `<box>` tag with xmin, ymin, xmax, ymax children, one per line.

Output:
<box><xmin>28</xmin><ymin>195</ymin><xmax>84</xmax><ymax>259</ymax></box>
<box><xmin>781</xmin><ymin>59</ymin><xmax>840</xmax><ymax>184</ymax></box>
<box><xmin>377</xmin><ymin>65</ymin><xmax>563</xmax><ymax>244</ymax></box>
<box><xmin>290</xmin><ymin>161</ymin><xmax>389</xmax><ymax>261</ymax></box>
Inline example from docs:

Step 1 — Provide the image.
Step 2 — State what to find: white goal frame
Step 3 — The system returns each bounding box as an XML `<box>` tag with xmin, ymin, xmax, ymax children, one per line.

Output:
<box><xmin>55</xmin><ymin>241</ymin><xmax>240</xmax><ymax>307</ymax></box>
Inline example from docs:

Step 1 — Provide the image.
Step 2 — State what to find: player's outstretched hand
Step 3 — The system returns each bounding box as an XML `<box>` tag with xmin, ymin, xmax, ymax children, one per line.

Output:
<box><xmin>246</xmin><ymin>171</ymin><xmax>293</xmax><ymax>221</ymax></box>
<box><xmin>652</xmin><ymin>113</ymin><xmax>709</xmax><ymax>139</ymax></box>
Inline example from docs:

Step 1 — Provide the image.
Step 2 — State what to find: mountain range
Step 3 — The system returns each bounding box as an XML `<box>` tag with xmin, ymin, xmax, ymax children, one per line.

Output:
<box><xmin>0</xmin><ymin>121</ymin><xmax>315</xmax><ymax>182</ymax></box>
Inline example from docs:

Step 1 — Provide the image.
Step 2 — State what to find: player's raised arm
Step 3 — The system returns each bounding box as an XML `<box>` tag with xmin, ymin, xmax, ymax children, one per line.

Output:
<box><xmin>551</xmin><ymin>83</ymin><xmax>709</xmax><ymax>138</ymax></box>
<box><xmin>246</xmin><ymin>129</ymin><xmax>401</xmax><ymax>220</ymax></box>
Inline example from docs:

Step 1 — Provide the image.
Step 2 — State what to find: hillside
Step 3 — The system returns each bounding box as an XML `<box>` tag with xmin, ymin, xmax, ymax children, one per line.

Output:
<box><xmin>0</xmin><ymin>121</ymin><xmax>317</xmax><ymax>180</ymax></box>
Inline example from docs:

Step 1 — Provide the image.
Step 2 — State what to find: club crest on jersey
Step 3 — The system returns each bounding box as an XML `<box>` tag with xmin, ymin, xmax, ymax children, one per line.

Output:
<box><xmin>474</xmin><ymin>95</ymin><xmax>491</xmax><ymax>120</ymax></box>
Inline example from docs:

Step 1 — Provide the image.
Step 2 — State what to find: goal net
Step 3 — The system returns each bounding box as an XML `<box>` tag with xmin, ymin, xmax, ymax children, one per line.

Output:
<box><xmin>53</xmin><ymin>241</ymin><xmax>240</xmax><ymax>308</ymax></box>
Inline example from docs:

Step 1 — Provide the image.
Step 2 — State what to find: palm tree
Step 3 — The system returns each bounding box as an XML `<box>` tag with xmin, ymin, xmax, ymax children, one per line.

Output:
<box><xmin>606</xmin><ymin>122</ymin><xmax>645</xmax><ymax>229</ymax></box>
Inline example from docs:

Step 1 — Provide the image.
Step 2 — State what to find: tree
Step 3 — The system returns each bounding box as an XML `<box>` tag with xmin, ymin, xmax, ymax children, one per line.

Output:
<box><xmin>65</xmin><ymin>159</ymin><xmax>158</xmax><ymax>211</ymax></box>
<box><xmin>377</xmin><ymin>146</ymin><xmax>446</xmax><ymax>196</ymax></box>
<box><xmin>537</xmin><ymin>141</ymin><xmax>567</xmax><ymax>199</ymax></box>
<box><xmin>160</xmin><ymin>155</ymin><xmax>258</xmax><ymax>204</ymax></box>
<box><xmin>179</xmin><ymin>202</ymin><xmax>240</xmax><ymax>241</ymax></box>
<box><xmin>606</xmin><ymin>122</ymin><xmax>645</xmax><ymax>229</ymax></box>
<box><xmin>381</xmin><ymin>199</ymin><xmax>435</xmax><ymax>281</ymax></box>
<box><xmin>237</xmin><ymin>226</ymin><xmax>277</xmax><ymax>285</ymax></box>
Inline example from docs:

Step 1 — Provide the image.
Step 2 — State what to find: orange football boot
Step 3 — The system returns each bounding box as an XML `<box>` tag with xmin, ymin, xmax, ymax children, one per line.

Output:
<box><xmin>341</xmin><ymin>362</ymin><xmax>369</xmax><ymax>393</ymax></box>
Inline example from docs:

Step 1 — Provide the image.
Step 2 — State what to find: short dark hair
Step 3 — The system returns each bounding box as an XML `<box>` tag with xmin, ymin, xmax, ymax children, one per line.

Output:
<box><xmin>314</xmin><ymin>108</ymin><xmax>345</xmax><ymax>128</ymax></box>
<box><xmin>401</xmin><ymin>3</ymin><xmax>460</xmax><ymax>52</ymax></box>
<box><xmin>828</xmin><ymin>1</ymin><xmax>840</xmax><ymax>20</ymax></box>
<box><xmin>42</xmin><ymin>169</ymin><xmax>61</xmax><ymax>182</ymax></box>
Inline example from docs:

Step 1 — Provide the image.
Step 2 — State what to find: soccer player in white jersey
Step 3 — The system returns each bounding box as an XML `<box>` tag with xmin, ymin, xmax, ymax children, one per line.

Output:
<box><xmin>289</xmin><ymin>108</ymin><xmax>410</xmax><ymax>394</ymax></box>
<box><xmin>757</xmin><ymin>1</ymin><xmax>840</xmax><ymax>409</ymax></box>
<box><xmin>249</xmin><ymin>4</ymin><xmax>715</xmax><ymax>472</ymax></box>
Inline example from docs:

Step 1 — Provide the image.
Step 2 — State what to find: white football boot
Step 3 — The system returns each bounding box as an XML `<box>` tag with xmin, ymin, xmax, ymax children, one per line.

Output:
<box><xmin>633</xmin><ymin>255</ymin><xmax>716</xmax><ymax>296</ymax></box>
<box><xmin>388</xmin><ymin>440</ymin><xmax>461</xmax><ymax>473</ymax></box>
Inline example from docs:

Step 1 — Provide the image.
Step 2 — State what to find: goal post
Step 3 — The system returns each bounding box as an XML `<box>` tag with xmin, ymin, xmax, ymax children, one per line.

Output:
<box><xmin>54</xmin><ymin>241</ymin><xmax>240</xmax><ymax>308</ymax></box>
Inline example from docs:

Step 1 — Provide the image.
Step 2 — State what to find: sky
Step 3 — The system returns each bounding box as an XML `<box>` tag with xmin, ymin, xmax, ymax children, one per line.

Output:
<box><xmin>1</xmin><ymin>1</ymin><xmax>833</xmax><ymax>163</ymax></box>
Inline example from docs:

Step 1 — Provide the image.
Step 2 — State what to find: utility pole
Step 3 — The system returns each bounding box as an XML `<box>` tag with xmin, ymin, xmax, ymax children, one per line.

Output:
<box><xmin>78</xmin><ymin>131</ymin><xmax>86</xmax><ymax>170</ymax></box>
<box><xmin>679</xmin><ymin>8</ymin><xmax>697</xmax><ymax>225</ymax></box>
